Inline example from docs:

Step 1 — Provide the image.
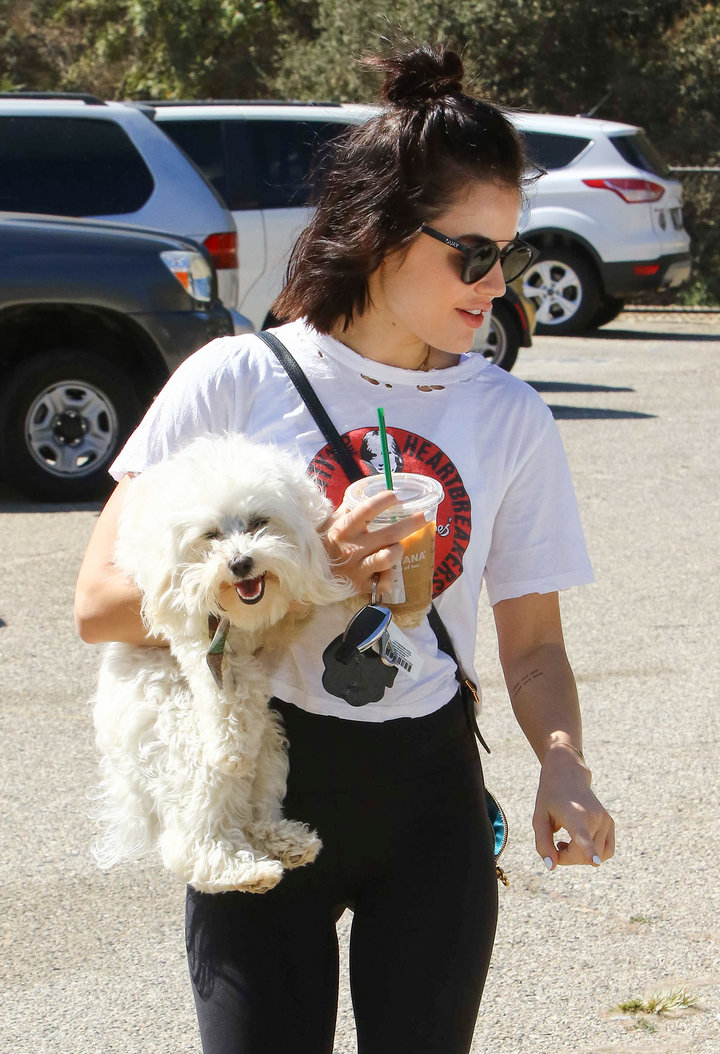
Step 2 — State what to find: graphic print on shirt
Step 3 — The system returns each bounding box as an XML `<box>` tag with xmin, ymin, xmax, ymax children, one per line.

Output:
<box><xmin>309</xmin><ymin>426</ymin><xmax>472</xmax><ymax>597</ymax></box>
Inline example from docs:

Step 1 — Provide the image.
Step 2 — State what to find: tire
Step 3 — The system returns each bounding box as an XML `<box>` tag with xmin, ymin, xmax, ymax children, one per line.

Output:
<box><xmin>522</xmin><ymin>248</ymin><xmax>602</xmax><ymax>336</ymax></box>
<box><xmin>471</xmin><ymin>300</ymin><xmax>520</xmax><ymax>372</ymax></box>
<box><xmin>0</xmin><ymin>351</ymin><xmax>142</xmax><ymax>501</ymax></box>
<box><xmin>588</xmin><ymin>295</ymin><xmax>626</xmax><ymax>329</ymax></box>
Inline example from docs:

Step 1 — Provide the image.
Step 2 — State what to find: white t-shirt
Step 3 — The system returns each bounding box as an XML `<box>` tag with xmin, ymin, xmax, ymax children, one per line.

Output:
<box><xmin>111</xmin><ymin>320</ymin><xmax>594</xmax><ymax>721</ymax></box>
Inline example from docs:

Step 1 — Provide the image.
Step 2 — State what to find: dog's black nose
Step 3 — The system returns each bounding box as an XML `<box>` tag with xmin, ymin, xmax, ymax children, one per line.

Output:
<box><xmin>229</xmin><ymin>555</ymin><xmax>254</xmax><ymax>579</ymax></box>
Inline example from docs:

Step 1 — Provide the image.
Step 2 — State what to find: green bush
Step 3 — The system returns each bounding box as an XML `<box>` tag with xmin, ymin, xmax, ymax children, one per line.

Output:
<box><xmin>2</xmin><ymin>0</ymin><xmax>718</xmax><ymax>303</ymax></box>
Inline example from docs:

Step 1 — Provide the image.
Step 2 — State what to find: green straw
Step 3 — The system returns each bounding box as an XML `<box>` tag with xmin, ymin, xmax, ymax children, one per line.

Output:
<box><xmin>376</xmin><ymin>407</ymin><xmax>394</xmax><ymax>491</ymax></box>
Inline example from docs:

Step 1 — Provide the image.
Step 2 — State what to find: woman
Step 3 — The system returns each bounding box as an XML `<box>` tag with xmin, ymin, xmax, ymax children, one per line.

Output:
<box><xmin>76</xmin><ymin>43</ymin><xmax>614</xmax><ymax>1054</ymax></box>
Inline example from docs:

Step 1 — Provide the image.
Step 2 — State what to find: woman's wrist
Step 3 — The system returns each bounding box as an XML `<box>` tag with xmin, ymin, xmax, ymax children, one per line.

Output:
<box><xmin>540</xmin><ymin>737</ymin><xmax>589</xmax><ymax>773</ymax></box>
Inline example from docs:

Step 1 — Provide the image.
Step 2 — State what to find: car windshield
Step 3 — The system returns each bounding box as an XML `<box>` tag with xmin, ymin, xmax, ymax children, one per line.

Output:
<box><xmin>609</xmin><ymin>132</ymin><xmax>671</xmax><ymax>178</ymax></box>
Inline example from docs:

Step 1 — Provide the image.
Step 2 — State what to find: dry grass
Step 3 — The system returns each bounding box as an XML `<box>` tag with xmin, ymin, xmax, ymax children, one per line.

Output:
<box><xmin>613</xmin><ymin>987</ymin><xmax>701</xmax><ymax>1018</ymax></box>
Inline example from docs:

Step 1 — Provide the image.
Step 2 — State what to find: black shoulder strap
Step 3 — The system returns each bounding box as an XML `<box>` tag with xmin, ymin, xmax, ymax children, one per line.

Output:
<box><xmin>256</xmin><ymin>330</ymin><xmax>489</xmax><ymax>751</ymax></box>
<box><xmin>256</xmin><ymin>330</ymin><xmax>363</xmax><ymax>485</ymax></box>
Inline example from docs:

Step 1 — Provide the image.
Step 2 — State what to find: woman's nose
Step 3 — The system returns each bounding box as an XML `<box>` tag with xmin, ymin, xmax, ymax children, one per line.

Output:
<box><xmin>474</xmin><ymin>258</ymin><xmax>506</xmax><ymax>299</ymax></box>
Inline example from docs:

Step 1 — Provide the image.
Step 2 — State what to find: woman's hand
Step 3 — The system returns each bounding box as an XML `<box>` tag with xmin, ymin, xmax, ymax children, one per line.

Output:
<box><xmin>533</xmin><ymin>745</ymin><xmax>615</xmax><ymax>870</ymax></box>
<box><xmin>325</xmin><ymin>489</ymin><xmax>426</xmax><ymax>600</ymax></box>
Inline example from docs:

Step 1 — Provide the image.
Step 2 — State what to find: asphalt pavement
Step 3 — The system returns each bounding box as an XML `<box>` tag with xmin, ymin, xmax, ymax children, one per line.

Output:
<box><xmin>1</xmin><ymin>309</ymin><xmax>719</xmax><ymax>1053</ymax></box>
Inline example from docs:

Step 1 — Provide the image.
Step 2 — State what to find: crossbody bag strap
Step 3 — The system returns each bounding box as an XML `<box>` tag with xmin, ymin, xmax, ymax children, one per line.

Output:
<box><xmin>257</xmin><ymin>329</ymin><xmax>489</xmax><ymax>751</ymax></box>
<box><xmin>427</xmin><ymin>605</ymin><xmax>491</xmax><ymax>754</ymax></box>
<box><xmin>256</xmin><ymin>330</ymin><xmax>363</xmax><ymax>485</ymax></box>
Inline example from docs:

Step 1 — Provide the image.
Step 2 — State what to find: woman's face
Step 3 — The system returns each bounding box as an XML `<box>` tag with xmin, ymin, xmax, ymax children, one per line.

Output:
<box><xmin>369</xmin><ymin>181</ymin><xmax>522</xmax><ymax>357</ymax></box>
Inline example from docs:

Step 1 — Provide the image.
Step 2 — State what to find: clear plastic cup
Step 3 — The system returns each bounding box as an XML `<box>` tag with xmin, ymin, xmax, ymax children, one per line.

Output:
<box><xmin>344</xmin><ymin>473</ymin><xmax>444</xmax><ymax>620</ymax></box>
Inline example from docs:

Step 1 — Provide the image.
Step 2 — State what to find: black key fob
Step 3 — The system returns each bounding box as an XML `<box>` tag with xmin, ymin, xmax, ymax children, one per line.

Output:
<box><xmin>322</xmin><ymin>604</ymin><xmax>398</xmax><ymax>706</ymax></box>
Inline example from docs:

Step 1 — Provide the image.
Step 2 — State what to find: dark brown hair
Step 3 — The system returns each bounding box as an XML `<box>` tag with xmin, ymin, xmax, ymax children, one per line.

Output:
<box><xmin>272</xmin><ymin>43</ymin><xmax>530</xmax><ymax>333</ymax></box>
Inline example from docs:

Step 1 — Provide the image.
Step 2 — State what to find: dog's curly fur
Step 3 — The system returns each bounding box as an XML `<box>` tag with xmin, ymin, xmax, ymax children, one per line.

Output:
<box><xmin>91</xmin><ymin>434</ymin><xmax>351</xmax><ymax>893</ymax></box>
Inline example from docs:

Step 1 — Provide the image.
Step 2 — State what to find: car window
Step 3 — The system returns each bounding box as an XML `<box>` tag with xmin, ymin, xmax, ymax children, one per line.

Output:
<box><xmin>609</xmin><ymin>132</ymin><xmax>670</xmax><ymax>178</ymax></box>
<box><xmin>158</xmin><ymin>119</ymin><xmax>230</xmax><ymax>205</ymax></box>
<box><xmin>0</xmin><ymin>116</ymin><xmax>154</xmax><ymax>215</ymax></box>
<box><xmin>521</xmin><ymin>131</ymin><xmax>592</xmax><ymax>170</ymax></box>
<box><xmin>244</xmin><ymin>119</ymin><xmax>351</xmax><ymax>210</ymax></box>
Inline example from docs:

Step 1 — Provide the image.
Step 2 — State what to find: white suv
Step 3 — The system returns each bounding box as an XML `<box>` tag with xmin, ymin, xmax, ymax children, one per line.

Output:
<box><xmin>150</xmin><ymin>101</ymin><xmax>691</xmax><ymax>337</ymax></box>
<box><xmin>513</xmin><ymin>111</ymin><xmax>690</xmax><ymax>333</ymax></box>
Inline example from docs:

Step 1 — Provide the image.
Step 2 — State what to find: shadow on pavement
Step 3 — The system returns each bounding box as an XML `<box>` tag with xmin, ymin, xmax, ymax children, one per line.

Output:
<box><xmin>585</xmin><ymin>328</ymin><xmax>720</xmax><ymax>342</ymax></box>
<box><xmin>548</xmin><ymin>406</ymin><xmax>656</xmax><ymax>420</ymax></box>
<box><xmin>528</xmin><ymin>381</ymin><xmax>634</xmax><ymax>394</ymax></box>
<box><xmin>0</xmin><ymin>480</ymin><xmax>102</xmax><ymax>514</ymax></box>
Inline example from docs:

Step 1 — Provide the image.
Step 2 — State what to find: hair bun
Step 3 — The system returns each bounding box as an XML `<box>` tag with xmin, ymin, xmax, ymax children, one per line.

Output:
<box><xmin>370</xmin><ymin>44</ymin><xmax>465</xmax><ymax>105</ymax></box>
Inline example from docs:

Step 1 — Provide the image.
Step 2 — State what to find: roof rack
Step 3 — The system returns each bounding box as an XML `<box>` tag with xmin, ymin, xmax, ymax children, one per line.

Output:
<box><xmin>0</xmin><ymin>91</ymin><xmax>106</xmax><ymax>105</ymax></box>
<box><xmin>138</xmin><ymin>99</ymin><xmax>342</xmax><ymax>108</ymax></box>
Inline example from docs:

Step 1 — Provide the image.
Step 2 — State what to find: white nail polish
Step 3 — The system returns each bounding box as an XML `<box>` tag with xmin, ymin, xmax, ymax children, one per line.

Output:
<box><xmin>592</xmin><ymin>854</ymin><xmax>601</xmax><ymax>866</ymax></box>
<box><xmin>544</xmin><ymin>856</ymin><xmax>555</xmax><ymax>871</ymax></box>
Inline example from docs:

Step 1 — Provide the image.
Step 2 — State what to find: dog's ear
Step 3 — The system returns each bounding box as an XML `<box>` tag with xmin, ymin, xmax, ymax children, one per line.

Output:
<box><xmin>113</xmin><ymin>471</ymin><xmax>182</xmax><ymax>639</ymax></box>
<box><xmin>288</xmin><ymin>475</ymin><xmax>354</xmax><ymax>609</ymax></box>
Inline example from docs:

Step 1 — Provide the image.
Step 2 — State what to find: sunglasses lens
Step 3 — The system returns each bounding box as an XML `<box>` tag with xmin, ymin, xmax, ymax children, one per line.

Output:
<box><xmin>462</xmin><ymin>243</ymin><xmax>498</xmax><ymax>284</ymax></box>
<box><xmin>501</xmin><ymin>244</ymin><xmax>536</xmax><ymax>282</ymax></box>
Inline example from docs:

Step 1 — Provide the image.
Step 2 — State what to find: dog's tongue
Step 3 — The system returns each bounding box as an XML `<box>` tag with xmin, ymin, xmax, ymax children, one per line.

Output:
<box><xmin>235</xmin><ymin>575</ymin><xmax>265</xmax><ymax>604</ymax></box>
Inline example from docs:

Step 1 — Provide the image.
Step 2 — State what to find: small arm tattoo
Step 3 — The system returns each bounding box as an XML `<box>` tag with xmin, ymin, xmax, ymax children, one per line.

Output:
<box><xmin>512</xmin><ymin>668</ymin><xmax>544</xmax><ymax>697</ymax></box>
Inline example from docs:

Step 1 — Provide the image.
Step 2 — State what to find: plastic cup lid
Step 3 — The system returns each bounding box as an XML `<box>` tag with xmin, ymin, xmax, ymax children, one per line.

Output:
<box><xmin>345</xmin><ymin>472</ymin><xmax>444</xmax><ymax>516</ymax></box>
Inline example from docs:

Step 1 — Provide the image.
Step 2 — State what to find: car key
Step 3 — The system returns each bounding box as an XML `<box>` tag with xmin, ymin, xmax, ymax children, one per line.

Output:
<box><xmin>336</xmin><ymin>603</ymin><xmax>393</xmax><ymax>664</ymax></box>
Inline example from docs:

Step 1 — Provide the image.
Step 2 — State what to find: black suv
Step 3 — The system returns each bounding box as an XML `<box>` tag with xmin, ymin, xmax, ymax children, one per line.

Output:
<box><xmin>0</xmin><ymin>212</ymin><xmax>233</xmax><ymax>501</ymax></box>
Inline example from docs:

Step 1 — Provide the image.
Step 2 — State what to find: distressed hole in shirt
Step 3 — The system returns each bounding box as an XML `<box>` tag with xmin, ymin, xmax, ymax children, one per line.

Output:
<box><xmin>361</xmin><ymin>374</ymin><xmax>381</xmax><ymax>386</ymax></box>
<box><xmin>385</xmin><ymin>382</ymin><xmax>392</xmax><ymax>388</ymax></box>
<box><xmin>417</xmin><ymin>384</ymin><xmax>446</xmax><ymax>392</ymax></box>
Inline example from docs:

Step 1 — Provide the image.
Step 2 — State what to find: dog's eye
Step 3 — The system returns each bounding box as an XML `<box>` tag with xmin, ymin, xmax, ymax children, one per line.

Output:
<box><xmin>203</xmin><ymin>529</ymin><xmax>223</xmax><ymax>541</ymax></box>
<box><xmin>247</xmin><ymin>518</ymin><xmax>268</xmax><ymax>533</ymax></box>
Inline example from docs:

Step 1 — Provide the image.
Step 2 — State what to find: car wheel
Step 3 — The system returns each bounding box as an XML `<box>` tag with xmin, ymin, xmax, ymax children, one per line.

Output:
<box><xmin>472</xmin><ymin>301</ymin><xmax>520</xmax><ymax>371</ymax></box>
<box><xmin>588</xmin><ymin>295</ymin><xmax>626</xmax><ymax>329</ymax></box>
<box><xmin>523</xmin><ymin>249</ymin><xmax>601</xmax><ymax>336</ymax></box>
<box><xmin>0</xmin><ymin>351</ymin><xmax>142</xmax><ymax>501</ymax></box>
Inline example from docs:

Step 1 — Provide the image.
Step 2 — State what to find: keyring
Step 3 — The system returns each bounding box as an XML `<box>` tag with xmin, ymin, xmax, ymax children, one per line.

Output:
<box><xmin>371</xmin><ymin>574</ymin><xmax>380</xmax><ymax>606</ymax></box>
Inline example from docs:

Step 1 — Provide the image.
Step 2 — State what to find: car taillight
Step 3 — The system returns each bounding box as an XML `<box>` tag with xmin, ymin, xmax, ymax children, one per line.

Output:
<box><xmin>582</xmin><ymin>178</ymin><xmax>665</xmax><ymax>203</ymax></box>
<box><xmin>203</xmin><ymin>232</ymin><xmax>238</xmax><ymax>269</ymax></box>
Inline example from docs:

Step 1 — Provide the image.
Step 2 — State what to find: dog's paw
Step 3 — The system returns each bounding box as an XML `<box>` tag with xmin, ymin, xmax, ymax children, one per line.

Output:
<box><xmin>247</xmin><ymin>819</ymin><xmax>322</xmax><ymax>870</ymax></box>
<box><xmin>189</xmin><ymin>854</ymin><xmax>284</xmax><ymax>894</ymax></box>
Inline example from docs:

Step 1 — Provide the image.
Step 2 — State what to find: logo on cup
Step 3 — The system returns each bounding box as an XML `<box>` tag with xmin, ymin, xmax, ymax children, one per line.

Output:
<box><xmin>309</xmin><ymin>426</ymin><xmax>472</xmax><ymax>596</ymax></box>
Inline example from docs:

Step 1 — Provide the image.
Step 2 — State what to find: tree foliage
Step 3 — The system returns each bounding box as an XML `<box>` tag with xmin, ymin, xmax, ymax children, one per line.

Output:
<box><xmin>1</xmin><ymin>0</ymin><xmax>718</xmax><ymax>301</ymax></box>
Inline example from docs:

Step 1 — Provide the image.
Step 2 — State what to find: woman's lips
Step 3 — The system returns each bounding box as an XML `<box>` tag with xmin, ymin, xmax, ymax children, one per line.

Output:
<box><xmin>457</xmin><ymin>308</ymin><xmax>487</xmax><ymax>329</ymax></box>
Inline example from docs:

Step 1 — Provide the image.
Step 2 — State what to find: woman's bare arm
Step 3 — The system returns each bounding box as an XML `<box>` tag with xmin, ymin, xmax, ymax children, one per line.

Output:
<box><xmin>74</xmin><ymin>476</ymin><xmax>162</xmax><ymax>646</ymax></box>
<box><xmin>493</xmin><ymin>591</ymin><xmax>615</xmax><ymax>869</ymax></box>
<box><xmin>75</xmin><ymin>479</ymin><xmax>424</xmax><ymax>644</ymax></box>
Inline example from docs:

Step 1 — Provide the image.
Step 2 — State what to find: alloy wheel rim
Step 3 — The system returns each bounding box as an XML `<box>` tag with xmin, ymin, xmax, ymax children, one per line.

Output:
<box><xmin>523</xmin><ymin>259</ymin><xmax>584</xmax><ymax>326</ymax></box>
<box><xmin>473</xmin><ymin>316</ymin><xmax>507</xmax><ymax>363</ymax></box>
<box><xmin>24</xmin><ymin>379</ymin><xmax>118</xmax><ymax>478</ymax></box>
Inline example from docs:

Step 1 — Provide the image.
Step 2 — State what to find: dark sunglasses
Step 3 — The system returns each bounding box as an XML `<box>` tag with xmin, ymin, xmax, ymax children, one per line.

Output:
<box><xmin>420</xmin><ymin>225</ymin><xmax>539</xmax><ymax>284</ymax></box>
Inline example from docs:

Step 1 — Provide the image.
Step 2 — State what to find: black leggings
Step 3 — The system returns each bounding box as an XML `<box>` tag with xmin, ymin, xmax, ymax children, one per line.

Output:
<box><xmin>185</xmin><ymin>692</ymin><xmax>498</xmax><ymax>1054</ymax></box>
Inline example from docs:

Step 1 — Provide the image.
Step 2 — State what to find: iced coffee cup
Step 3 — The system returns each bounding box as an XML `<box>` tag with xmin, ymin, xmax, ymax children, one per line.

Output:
<box><xmin>344</xmin><ymin>472</ymin><xmax>444</xmax><ymax>623</ymax></box>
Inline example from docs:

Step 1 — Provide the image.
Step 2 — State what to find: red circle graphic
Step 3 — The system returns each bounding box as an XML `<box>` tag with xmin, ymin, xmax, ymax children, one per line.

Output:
<box><xmin>308</xmin><ymin>426</ymin><xmax>471</xmax><ymax>596</ymax></box>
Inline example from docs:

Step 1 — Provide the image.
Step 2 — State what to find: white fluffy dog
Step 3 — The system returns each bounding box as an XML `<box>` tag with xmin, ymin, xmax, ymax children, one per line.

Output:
<box><xmin>91</xmin><ymin>434</ymin><xmax>350</xmax><ymax>894</ymax></box>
